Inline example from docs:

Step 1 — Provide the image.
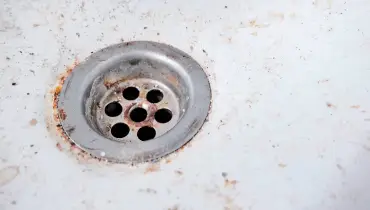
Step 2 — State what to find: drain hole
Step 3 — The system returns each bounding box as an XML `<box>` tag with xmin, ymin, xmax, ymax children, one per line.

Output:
<box><xmin>111</xmin><ymin>123</ymin><xmax>130</xmax><ymax>138</ymax></box>
<box><xmin>130</xmin><ymin>108</ymin><xmax>147</xmax><ymax>122</ymax></box>
<box><xmin>123</xmin><ymin>87</ymin><xmax>139</xmax><ymax>100</ymax></box>
<box><xmin>146</xmin><ymin>89</ymin><xmax>163</xmax><ymax>103</ymax></box>
<box><xmin>105</xmin><ymin>102</ymin><xmax>123</xmax><ymax>117</ymax></box>
<box><xmin>155</xmin><ymin>109</ymin><xmax>172</xmax><ymax>123</ymax></box>
<box><xmin>137</xmin><ymin>126</ymin><xmax>156</xmax><ymax>141</ymax></box>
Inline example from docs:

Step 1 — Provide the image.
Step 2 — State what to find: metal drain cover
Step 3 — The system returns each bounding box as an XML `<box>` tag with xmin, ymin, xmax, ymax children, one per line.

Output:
<box><xmin>58</xmin><ymin>41</ymin><xmax>211</xmax><ymax>163</ymax></box>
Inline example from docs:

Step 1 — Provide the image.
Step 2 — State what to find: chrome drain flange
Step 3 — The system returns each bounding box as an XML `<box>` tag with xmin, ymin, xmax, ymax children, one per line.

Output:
<box><xmin>58</xmin><ymin>41</ymin><xmax>211</xmax><ymax>163</ymax></box>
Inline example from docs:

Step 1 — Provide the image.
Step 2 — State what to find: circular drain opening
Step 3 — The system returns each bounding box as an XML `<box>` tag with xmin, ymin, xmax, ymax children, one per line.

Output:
<box><xmin>105</xmin><ymin>102</ymin><xmax>122</xmax><ymax>117</ymax></box>
<box><xmin>147</xmin><ymin>89</ymin><xmax>163</xmax><ymax>103</ymax></box>
<box><xmin>123</xmin><ymin>87</ymin><xmax>139</xmax><ymax>100</ymax></box>
<box><xmin>111</xmin><ymin>123</ymin><xmax>130</xmax><ymax>138</ymax></box>
<box><xmin>137</xmin><ymin>126</ymin><xmax>156</xmax><ymax>141</ymax></box>
<box><xmin>130</xmin><ymin>107</ymin><xmax>147</xmax><ymax>122</ymax></box>
<box><xmin>155</xmin><ymin>109</ymin><xmax>172</xmax><ymax>123</ymax></box>
<box><xmin>57</xmin><ymin>41</ymin><xmax>211</xmax><ymax>163</ymax></box>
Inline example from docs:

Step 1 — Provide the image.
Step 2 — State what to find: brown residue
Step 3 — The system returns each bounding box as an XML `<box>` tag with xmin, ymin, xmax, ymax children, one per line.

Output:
<box><xmin>167</xmin><ymin>75</ymin><xmax>179</xmax><ymax>87</ymax></box>
<box><xmin>224</xmin><ymin>179</ymin><xmax>238</xmax><ymax>188</ymax></box>
<box><xmin>350</xmin><ymin>105</ymin><xmax>360</xmax><ymax>109</ymax></box>
<box><xmin>278</xmin><ymin>163</ymin><xmax>287</xmax><ymax>168</ymax></box>
<box><xmin>176</xmin><ymin>141</ymin><xmax>192</xmax><ymax>153</ymax></box>
<box><xmin>29</xmin><ymin>119</ymin><xmax>37</xmax><ymax>126</ymax></box>
<box><xmin>123</xmin><ymin>101</ymin><xmax>158</xmax><ymax>128</ymax></box>
<box><xmin>165</xmin><ymin>159</ymin><xmax>172</xmax><ymax>164</ymax></box>
<box><xmin>326</xmin><ymin>102</ymin><xmax>336</xmax><ymax>108</ymax></box>
<box><xmin>50</xmin><ymin>58</ymin><xmax>98</xmax><ymax>163</ymax></box>
<box><xmin>56</xmin><ymin>143</ymin><xmax>63</xmax><ymax>151</ymax></box>
<box><xmin>145</xmin><ymin>164</ymin><xmax>160</xmax><ymax>173</ymax></box>
<box><xmin>59</xmin><ymin>109</ymin><xmax>66</xmax><ymax>120</ymax></box>
<box><xmin>248</xmin><ymin>19</ymin><xmax>269</xmax><ymax>28</ymax></box>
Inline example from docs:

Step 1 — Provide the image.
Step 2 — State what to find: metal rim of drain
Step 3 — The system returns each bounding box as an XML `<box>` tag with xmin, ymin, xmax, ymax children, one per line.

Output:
<box><xmin>57</xmin><ymin>41</ymin><xmax>211</xmax><ymax>163</ymax></box>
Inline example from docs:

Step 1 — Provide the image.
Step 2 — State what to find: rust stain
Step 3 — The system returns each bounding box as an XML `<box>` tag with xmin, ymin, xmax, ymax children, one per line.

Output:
<box><xmin>326</xmin><ymin>102</ymin><xmax>336</xmax><ymax>108</ymax></box>
<box><xmin>176</xmin><ymin>141</ymin><xmax>192</xmax><ymax>153</ymax></box>
<box><xmin>350</xmin><ymin>105</ymin><xmax>360</xmax><ymax>109</ymax></box>
<box><xmin>145</xmin><ymin>164</ymin><xmax>160</xmax><ymax>173</ymax></box>
<box><xmin>29</xmin><ymin>119</ymin><xmax>38</xmax><ymax>126</ymax></box>
<box><xmin>59</xmin><ymin>109</ymin><xmax>66</xmax><ymax>120</ymax></box>
<box><xmin>248</xmin><ymin>19</ymin><xmax>269</xmax><ymax>28</ymax></box>
<box><xmin>224</xmin><ymin>179</ymin><xmax>238</xmax><ymax>188</ymax></box>
<box><xmin>103</xmin><ymin>75</ymin><xmax>139</xmax><ymax>89</ymax></box>
<box><xmin>123</xmin><ymin>101</ymin><xmax>158</xmax><ymax>129</ymax></box>
<box><xmin>50</xmin><ymin>58</ymin><xmax>101</xmax><ymax>163</ymax></box>
<box><xmin>56</xmin><ymin>142</ymin><xmax>63</xmax><ymax>151</ymax></box>
<box><xmin>167</xmin><ymin>75</ymin><xmax>179</xmax><ymax>87</ymax></box>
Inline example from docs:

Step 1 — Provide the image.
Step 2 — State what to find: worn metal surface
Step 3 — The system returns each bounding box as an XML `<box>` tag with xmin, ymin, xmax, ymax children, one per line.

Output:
<box><xmin>58</xmin><ymin>41</ymin><xmax>211</xmax><ymax>163</ymax></box>
<box><xmin>1</xmin><ymin>0</ymin><xmax>370</xmax><ymax>209</ymax></box>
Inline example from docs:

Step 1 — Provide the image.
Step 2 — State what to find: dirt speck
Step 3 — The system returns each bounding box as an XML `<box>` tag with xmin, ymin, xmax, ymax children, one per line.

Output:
<box><xmin>168</xmin><ymin>205</ymin><xmax>179</xmax><ymax>210</ymax></box>
<box><xmin>202</xmin><ymin>49</ymin><xmax>208</xmax><ymax>56</ymax></box>
<box><xmin>29</xmin><ymin>119</ymin><xmax>38</xmax><ymax>126</ymax></box>
<box><xmin>326</xmin><ymin>102</ymin><xmax>336</xmax><ymax>108</ymax></box>
<box><xmin>11</xmin><ymin>200</ymin><xmax>16</xmax><ymax>205</ymax></box>
<box><xmin>11</xmin><ymin>82</ymin><xmax>17</xmax><ymax>86</ymax></box>
<box><xmin>278</xmin><ymin>163</ymin><xmax>287</xmax><ymax>168</ymax></box>
<box><xmin>336</xmin><ymin>163</ymin><xmax>345</xmax><ymax>172</ymax></box>
<box><xmin>139</xmin><ymin>188</ymin><xmax>157</xmax><ymax>194</ymax></box>
<box><xmin>175</xmin><ymin>170</ymin><xmax>183</xmax><ymax>176</ymax></box>
<box><xmin>0</xmin><ymin>166</ymin><xmax>19</xmax><ymax>187</ymax></box>
<box><xmin>33</xmin><ymin>23</ymin><xmax>40</xmax><ymax>27</ymax></box>
<box><xmin>330</xmin><ymin>193</ymin><xmax>337</xmax><ymax>200</ymax></box>
<box><xmin>317</xmin><ymin>79</ymin><xmax>329</xmax><ymax>84</ymax></box>
<box><xmin>221</xmin><ymin>172</ymin><xmax>228</xmax><ymax>178</ymax></box>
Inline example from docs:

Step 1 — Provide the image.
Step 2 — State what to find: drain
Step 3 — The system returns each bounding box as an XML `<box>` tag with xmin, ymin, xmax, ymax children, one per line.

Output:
<box><xmin>57</xmin><ymin>41</ymin><xmax>211</xmax><ymax>163</ymax></box>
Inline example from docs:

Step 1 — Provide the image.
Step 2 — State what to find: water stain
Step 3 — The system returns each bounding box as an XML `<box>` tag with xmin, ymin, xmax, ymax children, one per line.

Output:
<box><xmin>0</xmin><ymin>166</ymin><xmax>19</xmax><ymax>187</ymax></box>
